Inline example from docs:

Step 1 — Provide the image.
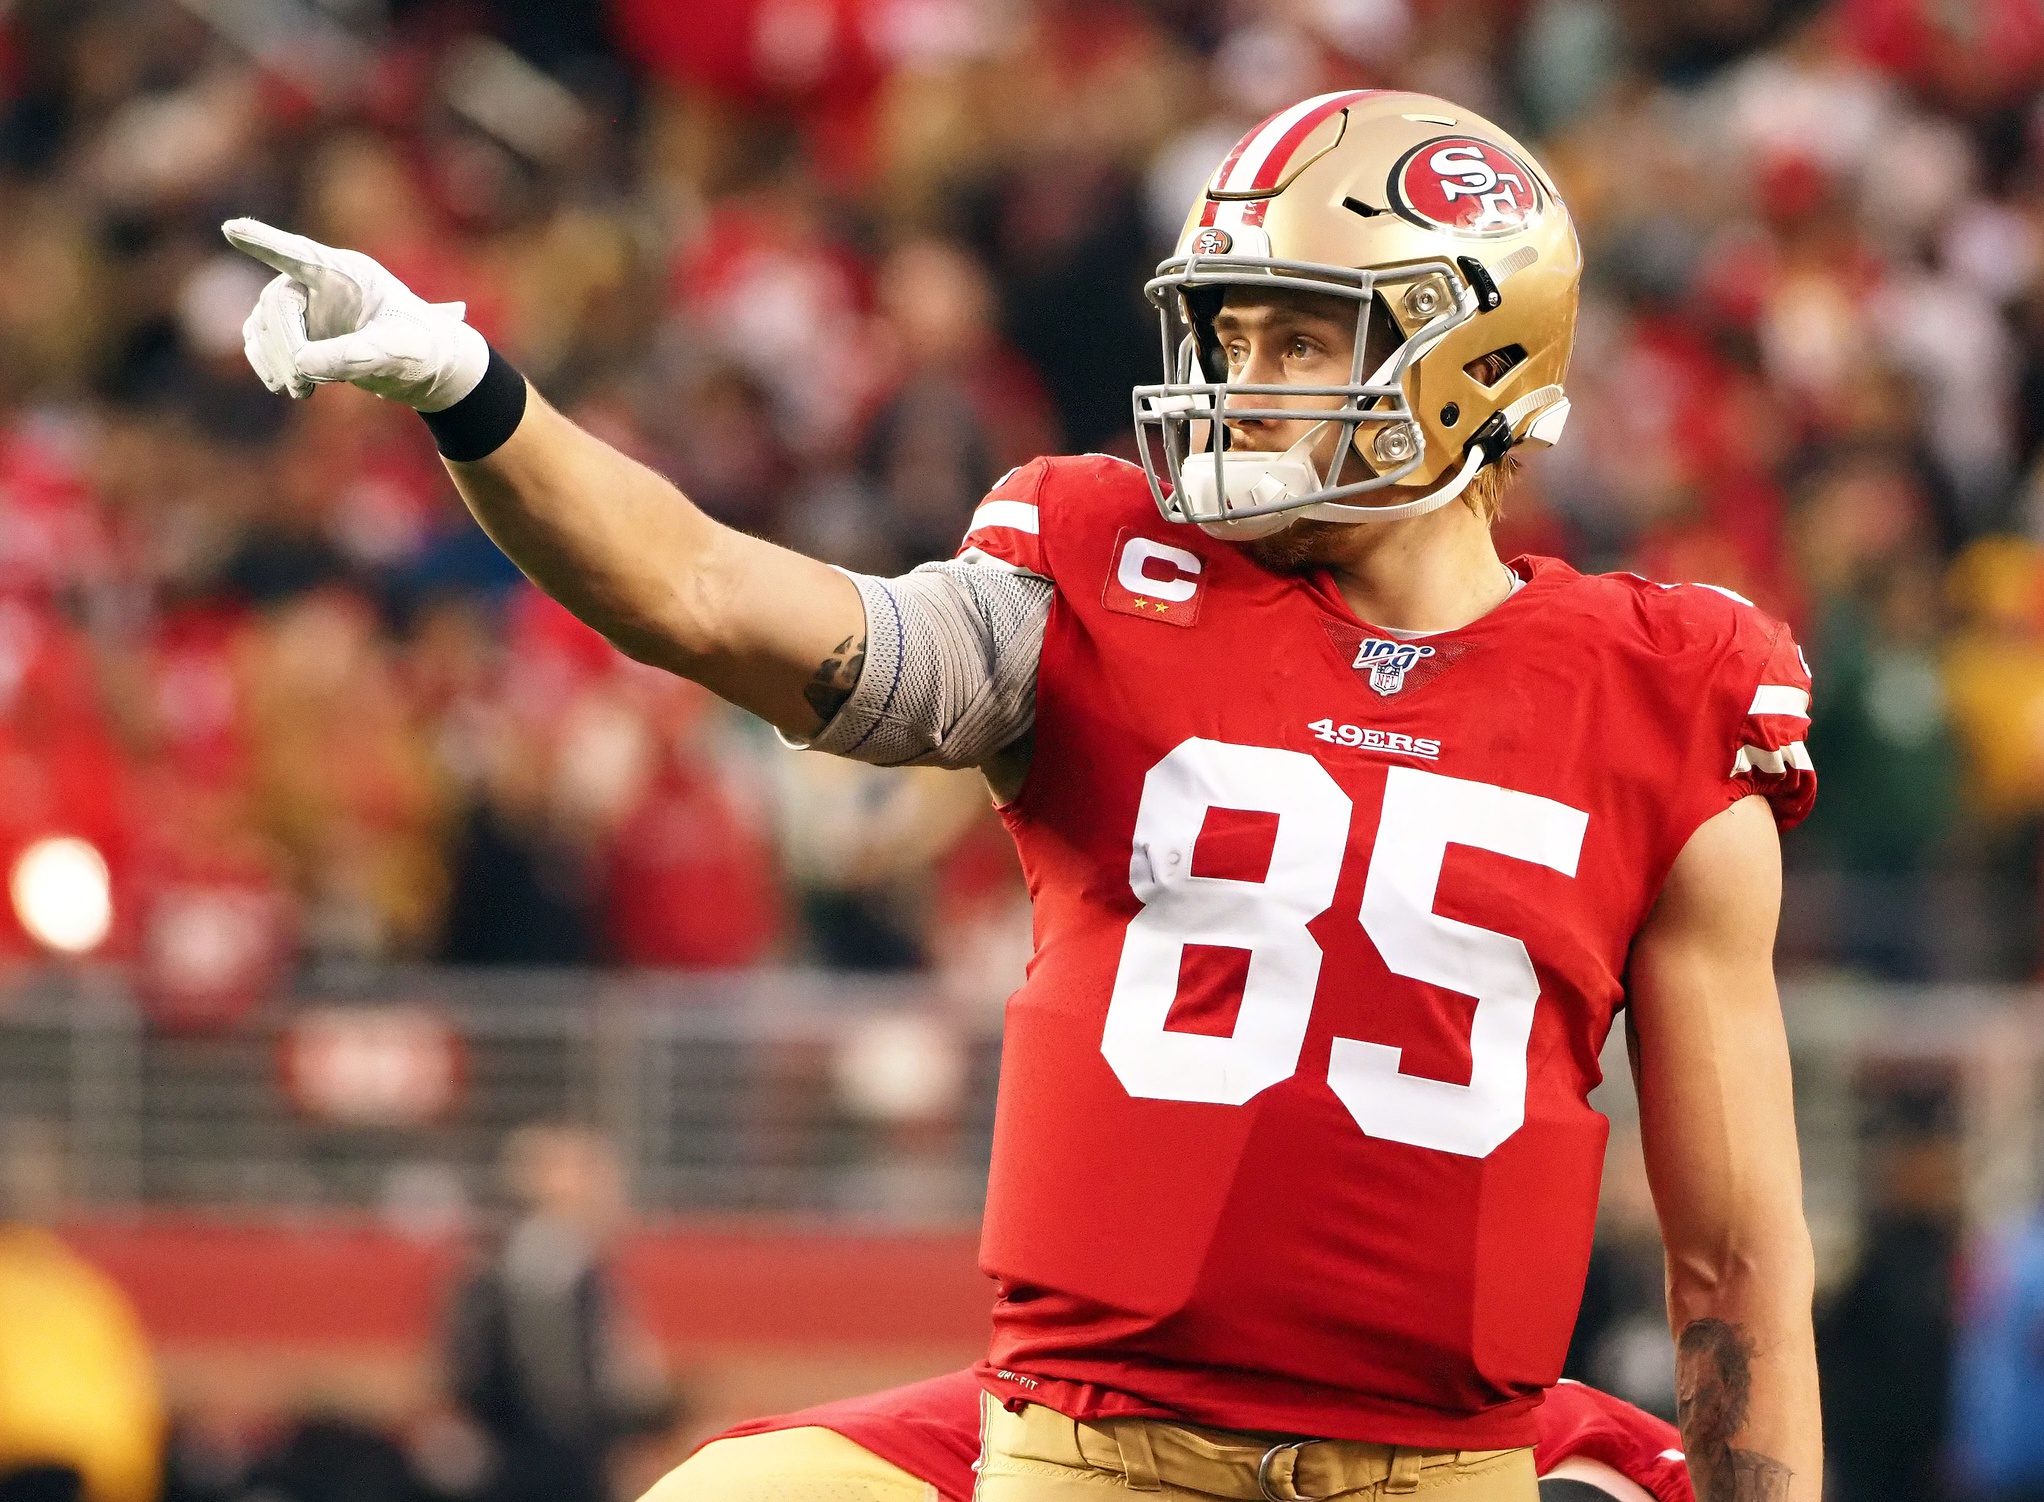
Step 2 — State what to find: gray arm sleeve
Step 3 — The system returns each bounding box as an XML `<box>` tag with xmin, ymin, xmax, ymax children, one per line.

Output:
<box><xmin>797</xmin><ymin>559</ymin><xmax>1052</xmax><ymax>769</ymax></box>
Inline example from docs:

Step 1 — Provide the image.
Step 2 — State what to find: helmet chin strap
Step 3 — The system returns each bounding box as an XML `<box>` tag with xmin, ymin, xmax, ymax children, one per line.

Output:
<box><xmin>1191</xmin><ymin>421</ymin><xmax>1490</xmax><ymax>539</ymax></box>
<box><xmin>1302</xmin><ymin>443</ymin><xmax>1486</xmax><ymax>525</ymax></box>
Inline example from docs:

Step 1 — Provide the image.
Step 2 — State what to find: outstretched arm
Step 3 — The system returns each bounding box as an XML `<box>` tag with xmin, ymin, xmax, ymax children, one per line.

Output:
<box><xmin>224</xmin><ymin>218</ymin><xmax>864</xmax><ymax>740</ymax></box>
<box><xmin>449</xmin><ymin>391</ymin><xmax>864</xmax><ymax>737</ymax></box>
<box><xmin>1625</xmin><ymin>795</ymin><xmax>1822</xmax><ymax>1502</ymax></box>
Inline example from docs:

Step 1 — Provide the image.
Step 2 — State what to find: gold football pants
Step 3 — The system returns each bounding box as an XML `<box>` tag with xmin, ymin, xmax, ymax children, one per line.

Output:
<box><xmin>974</xmin><ymin>1395</ymin><xmax>1540</xmax><ymax>1501</ymax></box>
<box><xmin>644</xmin><ymin>1397</ymin><xmax>1539</xmax><ymax>1501</ymax></box>
<box><xmin>645</xmin><ymin>1425</ymin><xmax>939</xmax><ymax>1501</ymax></box>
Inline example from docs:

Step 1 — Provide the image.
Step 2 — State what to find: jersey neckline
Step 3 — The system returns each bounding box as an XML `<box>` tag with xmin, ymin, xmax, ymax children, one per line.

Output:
<box><xmin>1300</xmin><ymin>553</ymin><xmax>1571</xmax><ymax>642</ymax></box>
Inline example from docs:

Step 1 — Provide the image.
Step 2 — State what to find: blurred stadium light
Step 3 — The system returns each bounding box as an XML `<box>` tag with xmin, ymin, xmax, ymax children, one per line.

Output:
<box><xmin>10</xmin><ymin>835</ymin><xmax>113</xmax><ymax>956</ymax></box>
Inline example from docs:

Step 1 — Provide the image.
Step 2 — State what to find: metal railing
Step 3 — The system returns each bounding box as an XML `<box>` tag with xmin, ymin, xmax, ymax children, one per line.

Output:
<box><xmin>3</xmin><ymin>968</ymin><xmax>1003</xmax><ymax>1222</ymax></box>
<box><xmin>4</xmin><ymin>968</ymin><xmax>2035</xmax><ymax>1261</ymax></box>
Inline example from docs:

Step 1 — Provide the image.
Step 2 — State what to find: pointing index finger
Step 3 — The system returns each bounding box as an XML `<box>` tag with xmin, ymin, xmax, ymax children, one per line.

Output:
<box><xmin>221</xmin><ymin>218</ymin><xmax>345</xmax><ymax>282</ymax></box>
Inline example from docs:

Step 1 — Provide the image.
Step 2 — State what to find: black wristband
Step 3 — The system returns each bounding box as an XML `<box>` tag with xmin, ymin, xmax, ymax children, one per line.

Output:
<box><xmin>421</xmin><ymin>345</ymin><xmax>528</xmax><ymax>462</ymax></box>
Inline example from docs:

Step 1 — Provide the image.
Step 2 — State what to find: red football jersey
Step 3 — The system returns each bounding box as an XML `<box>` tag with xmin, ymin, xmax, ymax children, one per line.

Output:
<box><xmin>709</xmin><ymin>1371</ymin><xmax>985</xmax><ymax>1500</ymax></box>
<box><xmin>1534</xmin><ymin>1381</ymin><xmax>1691</xmax><ymax>1502</ymax></box>
<box><xmin>705</xmin><ymin>1370</ymin><xmax>1694</xmax><ymax>1502</ymax></box>
<box><xmin>955</xmin><ymin>456</ymin><xmax>1814</xmax><ymax>1449</ymax></box>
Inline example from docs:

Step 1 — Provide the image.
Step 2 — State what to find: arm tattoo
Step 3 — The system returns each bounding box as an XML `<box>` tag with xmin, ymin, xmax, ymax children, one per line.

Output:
<box><xmin>1676</xmin><ymin>1318</ymin><xmax>1795</xmax><ymax>1502</ymax></box>
<box><xmin>803</xmin><ymin>633</ymin><xmax>866</xmax><ymax>726</ymax></box>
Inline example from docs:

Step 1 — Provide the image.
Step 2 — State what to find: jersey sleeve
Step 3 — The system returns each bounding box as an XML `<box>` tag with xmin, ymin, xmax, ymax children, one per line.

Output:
<box><xmin>1721</xmin><ymin>610</ymin><xmax>1816</xmax><ymax>831</ymax></box>
<box><xmin>957</xmin><ymin>458</ymin><xmax>1053</xmax><ymax>577</ymax></box>
<box><xmin>1644</xmin><ymin>586</ymin><xmax>1816</xmax><ymax>885</ymax></box>
<box><xmin>789</xmin><ymin>563</ymin><xmax>1049</xmax><ymax>768</ymax></box>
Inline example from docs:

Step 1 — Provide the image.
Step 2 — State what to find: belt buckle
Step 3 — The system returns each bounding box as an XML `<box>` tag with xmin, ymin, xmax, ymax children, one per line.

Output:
<box><xmin>1256</xmin><ymin>1441</ymin><xmax>1318</xmax><ymax>1502</ymax></box>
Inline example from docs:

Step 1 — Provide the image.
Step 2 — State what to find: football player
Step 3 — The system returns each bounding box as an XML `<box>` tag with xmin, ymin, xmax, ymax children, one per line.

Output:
<box><xmin>227</xmin><ymin>88</ymin><xmax>1820</xmax><ymax>1501</ymax></box>
<box><xmin>674</xmin><ymin>1370</ymin><xmax>1690</xmax><ymax>1502</ymax></box>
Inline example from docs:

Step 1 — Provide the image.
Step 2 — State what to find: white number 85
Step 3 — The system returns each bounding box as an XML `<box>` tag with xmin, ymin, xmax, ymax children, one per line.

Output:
<box><xmin>1099</xmin><ymin>738</ymin><xmax>1588</xmax><ymax>1159</ymax></box>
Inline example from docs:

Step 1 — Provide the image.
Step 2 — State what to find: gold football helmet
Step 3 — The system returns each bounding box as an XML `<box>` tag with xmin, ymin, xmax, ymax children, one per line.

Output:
<box><xmin>1133</xmin><ymin>89</ymin><xmax>1582</xmax><ymax>536</ymax></box>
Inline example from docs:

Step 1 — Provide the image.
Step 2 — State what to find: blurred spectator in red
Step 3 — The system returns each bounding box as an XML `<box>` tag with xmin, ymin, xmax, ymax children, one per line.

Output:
<box><xmin>854</xmin><ymin>237</ymin><xmax>1055</xmax><ymax>571</ymax></box>
<box><xmin>243</xmin><ymin>588</ymin><xmax>448</xmax><ymax>963</ymax></box>
<box><xmin>614</xmin><ymin>0</ymin><xmax>888</xmax><ymax>187</ymax></box>
<box><xmin>1842</xmin><ymin>0</ymin><xmax>2044</xmax><ymax>112</ymax></box>
<box><xmin>595</xmin><ymin>674</ymin><xmax>784</xmax><ymax>970</ymax></box>
<box><xmin>427</xmin><ymin>585</ymin><xmax>783</xmax><ymax>970</ymax></box>
<box><xmin>0</xmin><ymin>597</ymin><xmax>134</xmax><ymax>971</ymax></box>
<box><xmin>127</xmin><ymin>770</ymin><xmax>295</xmax><ymax>1031</ymax></box>
<box><xmin>669</xmin><ymin>153</ymin><xmax>883</xmax><ymax>465</ymax></box>
<box><xmin>102</xmin><ymin>601</ymin><xmax>292</xmax><ymax>1029</ymax></box>
<box><xmin>425</xmin><ymin>594</ymin><xmax>597</xmax><ymax>968</ymax></box>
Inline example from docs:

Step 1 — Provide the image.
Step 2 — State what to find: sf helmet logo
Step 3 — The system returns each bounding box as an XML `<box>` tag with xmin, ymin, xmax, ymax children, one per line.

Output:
<box><xmin>1393</xmin><ymin>137</ymin><xmax>1539</xmax><ymax>236</ymax></box>
<box><xmin>1353</xmin><ymin>638</ymin><xmax>1434</xmax><ymax>696</ymax></box>
<box><xmin>1191</xmin><ymin>226</ymin><xmax>1233</xmax><ymax>255</ymax></box>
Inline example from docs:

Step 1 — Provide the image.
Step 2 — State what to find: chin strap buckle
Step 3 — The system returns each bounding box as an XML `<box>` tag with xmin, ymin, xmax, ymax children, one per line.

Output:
<box><xmin>1464</xmin><ymin>410</ymin><xmax>1516</xmax><ymax>468</ymax></box>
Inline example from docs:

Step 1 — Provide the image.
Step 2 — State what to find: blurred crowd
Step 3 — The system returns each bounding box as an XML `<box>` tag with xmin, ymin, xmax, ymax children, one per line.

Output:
<box><xmin>0</xmin><ymin>0</ymin><xmax>2041</xmax><ymax>1011</ymax></box>
<box><xmin>5</xmin><ymin>6</ymin><xmax>2044</xmax><ymax>1498</ymax></box>
<box><xmin>0</xmin><ymin>1118</ymin><xmax>689</xmax><ymax>1502</ymax></box>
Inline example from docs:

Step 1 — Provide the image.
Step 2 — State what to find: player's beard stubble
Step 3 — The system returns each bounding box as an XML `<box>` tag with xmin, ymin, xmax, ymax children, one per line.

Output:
<box><xmin>1226</xmin><ymin>424</ymin><xmax>1368</xmax><ymax>574</ymax></box>
<box><xmin>1240</xmin><ymin>518</ymin><xmax>1353</xmax><ymax>574</ymax></box>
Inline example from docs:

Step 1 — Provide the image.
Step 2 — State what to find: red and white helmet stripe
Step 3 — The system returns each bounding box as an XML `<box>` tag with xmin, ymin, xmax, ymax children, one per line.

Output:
<box><xmin>1199</xmin><ymin>89</ymin><xmax>1378</xmax><ymax>231</ymax></box>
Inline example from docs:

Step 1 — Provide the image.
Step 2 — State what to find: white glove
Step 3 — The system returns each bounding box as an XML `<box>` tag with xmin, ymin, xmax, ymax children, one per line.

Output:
<box><xmin>222</xmin><ymin>217</ymin><xmax>491</xmax><ymax>413</ymax></box>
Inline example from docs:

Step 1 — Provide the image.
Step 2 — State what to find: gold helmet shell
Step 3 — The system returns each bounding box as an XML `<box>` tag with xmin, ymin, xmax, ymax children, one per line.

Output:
<box><xmin>1133</xmin><ymin>89</ymin><xmax>1582</xmax><ymax>533</ymax></box>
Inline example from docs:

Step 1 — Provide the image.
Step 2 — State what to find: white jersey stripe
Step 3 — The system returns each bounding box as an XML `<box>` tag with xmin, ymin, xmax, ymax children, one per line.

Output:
<box><xmin>1732</xmin><ymin>741</ymin><xmax>1815</xmax><ymax>777</ymax></box>
<box><xmin>1749</xmin><ymin>685</ymin><xmax>1810</xmax><ymax>717</ymax></box>
<box><xmin>969</xmin><ymin>500</ymin><xmax>1040</xmax><ymax>536</ymax></box>
<box><xmin>1689</xmin><ymin>581</ymin><xmax>1755</xmax><ymax>607</ymax></box>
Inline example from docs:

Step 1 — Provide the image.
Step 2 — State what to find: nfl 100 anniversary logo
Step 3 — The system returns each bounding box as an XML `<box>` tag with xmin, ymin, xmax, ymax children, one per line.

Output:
<box><xmin>1353</xmin><ymin>638</ymin><xmax>1434</xmax><ymax>696</ymax></box>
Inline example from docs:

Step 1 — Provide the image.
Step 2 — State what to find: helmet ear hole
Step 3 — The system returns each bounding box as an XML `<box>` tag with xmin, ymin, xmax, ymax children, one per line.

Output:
<box><xmin>1464</xmin><ymin>344</ymin><xmax>1527</xmax><ymax>388</ymax></box>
